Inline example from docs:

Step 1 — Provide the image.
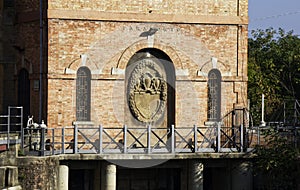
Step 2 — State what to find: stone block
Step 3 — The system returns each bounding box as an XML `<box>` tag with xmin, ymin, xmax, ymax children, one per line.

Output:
<box><xmin>6</xmin><ymin>185</ymin><xmax>22</xmax><ymax>190</ymax></box>
<box><xmin>6</xmin><ymin>166</ymin><xmax>18</xmax><ymax>187</ymax></box>
<box><xmin>0</xmin><ymin>167</ymin><xmax>6</xmax><ymax>189</ymax></box>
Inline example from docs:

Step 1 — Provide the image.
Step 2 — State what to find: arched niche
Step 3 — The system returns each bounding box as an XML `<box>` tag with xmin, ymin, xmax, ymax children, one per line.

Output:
<box><xmin>125</xmin><ymin>48</ymin><xmax>175</xmax><ymax>128</ymax></box>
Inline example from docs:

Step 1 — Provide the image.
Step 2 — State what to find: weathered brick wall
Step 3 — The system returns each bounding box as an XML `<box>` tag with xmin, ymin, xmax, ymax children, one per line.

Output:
<box><xmin>18</xmin><ymin>157</ymin><xmax>59</xmax><ymax>190</ymax></box>
<box><xmin>15</xmin><ymin>0</ymin><xmax>40</xmax><ymax>11</ymax></box>
<box><xmin>11</xmin><ymin>0</ymin><xmax>249</xmax><ymax>128</ymax></box>
<box><xmin>48</xmin><ymin>0</ymin><xmax>247</xmax><ymax>17</ymax></box>
<box><xmin>0</xmin><ymin>1</ymin><xmax>18</xmax><ymax>113</ymax></box>
<box><xmin>0</xmin><ymin>65</ymin><xmax>3</xmax><ymax>113</ymax></box>
<box><xmin>47</xmin><ymin>20</ymin><xmax>248</xmax><ymax>128</ymax></box>
<box><xmin>0</xmin><ymin>3</ymin><xmax>3</xmax><ymax>113</ymax></box>
<box><xmin>10</xmin><ymin>0</ymin><xmax>47</xmax><ymax>120</ymax></box>
<box><xmin>17</xmin><ymin>22</ymin><xmax>42</xmax><ymax>118</ymax></box>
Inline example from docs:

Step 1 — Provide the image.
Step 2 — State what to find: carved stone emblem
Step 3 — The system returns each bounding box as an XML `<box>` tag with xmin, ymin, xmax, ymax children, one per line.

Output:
<box><xmin>128</xmin><ymin>59</ymin><xmax>167</xmax><ymax>123</ymax></box>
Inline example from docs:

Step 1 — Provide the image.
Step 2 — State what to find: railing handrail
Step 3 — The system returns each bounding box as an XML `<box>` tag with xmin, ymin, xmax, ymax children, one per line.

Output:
<box><xmin>18</xmin><ymin>122</ymin><xmax>257</xmax><ymax>156</ymax></box>
<box><xmin>0</xmin><ymin>106</ymin><xmax>23</xmax><ymax>150</ymax></box>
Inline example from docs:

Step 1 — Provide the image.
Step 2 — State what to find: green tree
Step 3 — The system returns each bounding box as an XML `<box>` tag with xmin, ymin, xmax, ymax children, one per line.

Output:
<box><xmin>253</xmin><ymin>127</ymin><xmax>299</xmax><ymax>189</ymax></box>
<box><xmin>249</xmin><ymin>28</ymin><xmax>300</xmax><ymax>189</ymax></box>
<box><xmin>248</xmin><ymin>28</ymin><xmax>300</xmax><ymax>125</ymax></box>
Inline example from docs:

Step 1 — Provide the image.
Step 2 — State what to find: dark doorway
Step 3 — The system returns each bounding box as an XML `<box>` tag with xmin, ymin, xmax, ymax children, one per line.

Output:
<box><xmin>203</xmin><ymin>167</ymin><xmax>229</xmax><ymax>190</ymax></box>
<box><xmin>69</xmin><ymin>169</ymin><xmax>94</xmax><ymax>190</ymax></box>
<box><xmin>18</xmin><ymin>69</ymin><xmax>30</xmax><ymax>123</ymax></box>
<box><xmin>117</xmin><ymin>168</ymin><xmax>181</xmax><ymax>190</ymax></box>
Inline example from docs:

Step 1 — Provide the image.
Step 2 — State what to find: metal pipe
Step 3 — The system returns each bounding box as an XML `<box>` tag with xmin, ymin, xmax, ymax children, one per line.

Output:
<box><xmin>39</xmin><ymin>0</ymin><xmax>43</xmax><ymax>122</ymax></box>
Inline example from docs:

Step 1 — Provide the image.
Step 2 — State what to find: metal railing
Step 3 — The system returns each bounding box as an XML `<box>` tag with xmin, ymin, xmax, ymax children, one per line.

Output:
<box><xmin>21</xmin><ymin>122</ymin><xmax>251</xmax><ymax>156</ymax></box>
<box><xmin>0</xmin><ymin>106</ymin><xmax>23</xmax><ymax>150</ymax></box>
<box><xmin>2</xmin><ymin>106</ymin><xmax>299</xmax><ymax>157</ymax></box>
<box><xmin>270</xmin><ymin>99</ymin><xmax>300</xmax><ymax>125</ymax></box>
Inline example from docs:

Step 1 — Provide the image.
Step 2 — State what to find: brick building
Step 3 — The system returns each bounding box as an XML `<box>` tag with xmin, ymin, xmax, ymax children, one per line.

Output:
<box><xmin>0</xmin><ymin>0</ymin><xmax>251</xmax><ymax>190</ymax></box>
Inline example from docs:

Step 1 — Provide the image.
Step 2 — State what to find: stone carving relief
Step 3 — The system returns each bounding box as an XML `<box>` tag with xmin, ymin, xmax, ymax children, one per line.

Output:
<box><xmin>128</xmin><ymin>58</ymin><xmax>167</xmax><ymax>123</ymax></box>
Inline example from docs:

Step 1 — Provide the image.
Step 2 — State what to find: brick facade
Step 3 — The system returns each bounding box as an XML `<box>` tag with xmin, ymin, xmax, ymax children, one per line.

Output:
<box><xmin>3</xmin><ymin>0</ymin><xmax>248</xmax><ymax>129</ymax></box>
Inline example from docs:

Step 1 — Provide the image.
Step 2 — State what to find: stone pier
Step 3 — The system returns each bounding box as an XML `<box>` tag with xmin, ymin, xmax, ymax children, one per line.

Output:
<box><xmin>59</xmin><ymin>165</ymin><xmax>69</xmax><ymax>190</ymax></box>
<box><xmin>101</xmin><ymin>162</ymin><xmax>117</xmax><ymax>190</ymax></box>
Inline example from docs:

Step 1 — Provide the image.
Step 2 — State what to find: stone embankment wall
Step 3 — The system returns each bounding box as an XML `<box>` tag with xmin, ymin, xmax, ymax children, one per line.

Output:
<box><xmin>0</xmin><ymin>144</ymin><xmax>59</xmax><ymax>190</ymax></box>
<box><xmin>17</xmin><ymin>156</ymin><xmax>59</xmax><ymax>190</ymax></box>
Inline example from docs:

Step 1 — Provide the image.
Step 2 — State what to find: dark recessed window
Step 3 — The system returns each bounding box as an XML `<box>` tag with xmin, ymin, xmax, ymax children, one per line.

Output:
<box><xmin>76</xmin><ymin>67</ymin><xmax>91</xmax><ymax>121</ymax></box>
<box><xmin>208</xmin><ymin>69</ymin><xmax>221</xmax><ymax>122</ymax></box>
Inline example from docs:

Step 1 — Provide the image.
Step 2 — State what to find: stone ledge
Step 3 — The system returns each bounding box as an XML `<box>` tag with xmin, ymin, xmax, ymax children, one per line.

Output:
<box><xmin>56</xmin><ymin>152</ymin><xmax>255</xmax><ymax>161</ymax></box>
<box><xmin>72</xmin><ymin>121</ymin><xmax>94</xmax><ymax>126</ymax></box>
<box><xmin>48</xmin><ymin>9</ymin><xmax>248</xmax><ymax>25</ymax></box>
<box><xmin>2</xmin><ymin>185</ymin><xmax>22</xmax><ymax>190</ymax></box>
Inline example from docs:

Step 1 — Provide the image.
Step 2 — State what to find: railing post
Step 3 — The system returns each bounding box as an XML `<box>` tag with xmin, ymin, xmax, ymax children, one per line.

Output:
<box><xmin>123</xmin><ymin>125</ymin><xmax>127</xmax><ymax>153</ymax></box>
<box><xmin>240</xmin><ymin>124</ymin><xmax>244</xmax><ymax>152</ymax></box>
<box><xmin>52</xmin><ymin>129</ymin><xmax>55</xmax><ymax>155</ymax></box>
<box><xmin>217</xmin><ymin>122</ymin><xmax>221</xmax><ymax>152</ymax></box>
<box><xmin>40</xmin><ymin>128</ymin><xmax>45</xmax><ymax>156</ymax></box>
<box><xmin>21</xmin><ymin>126</ymin><xmax>24</xmax><ymax>153</ymax></box>
<box><xmin>295</xmin><ymin>100</ymin><xmax>297</xmax><ymax>125</ymax></box>
<box><xmin>99</xmin><ymin>125</ymin><xmax>103</xmax><ymax>154</ymax></box>
<box><xmin>20</xmin><ymin>107</ymin><xmax>23</xmax><ymax>151</ymax></box>
<box><xmin>257</xmin><ymin>126</ymin><xmax>260</xmax><ymax>145</ymax></box>
<box><xmin>147</xmin><ymin>125</ymin><xmax>151</xmax><ymax>154</ymax></box>
<box><xmin>20</xmin><ymin>107</ymin><xmax>23</xmax><ymax>133</ymax></box>
<box><xmin>73</xmin><ymin>124</ymin><xmax>78</xmax><ymax>154</ymax></box>
<box><xmin>61</xmin><ymin>128</ymin><xmax>65</xmax><ymax>154</ymax></box>
<box><xmin>171</xmin><ymin>125</ymin><xmax>175</xmax><ymax>153</ymax></box>
<box><xmin>294</xmin><ymin>128</ymin><xmax>298</xmax><ymax>149</ymax></box>
<box><xmin>7</xmin><ymin>107</ymin><xmax>10</xmax><ymax>150</ymax></box>
<box><xmin>193</xmin><ymin>125</ymin><xmax>197</xmax><ymax>153</ymax></box>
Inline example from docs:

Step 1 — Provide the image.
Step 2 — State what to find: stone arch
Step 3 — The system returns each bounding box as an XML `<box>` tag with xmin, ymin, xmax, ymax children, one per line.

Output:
<box><xmin>116</xmin><ymin>39</ymin><xmax>182</xmax><ymax>72</ymax></box>
<box><xmin>64</xmin><ymin>55</ymin><xmax>101</xmax><ymax>75</ymax></box>
<box><xmin>198</xmin><ymin>57</ymin><xmax>231</xmax><ymax>78</ymax></box>
<box><xmin>124</xmin><ymin>48</ymin><xmax>176</xmax><ymax>127</ymax></box>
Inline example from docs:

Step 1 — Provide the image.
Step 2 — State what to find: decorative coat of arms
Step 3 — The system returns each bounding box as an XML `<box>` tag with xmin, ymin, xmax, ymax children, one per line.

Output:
<box><xmin>128</xmin><ymin>58</ymin><xmax>167</xmax><ymax>123</ymax></box>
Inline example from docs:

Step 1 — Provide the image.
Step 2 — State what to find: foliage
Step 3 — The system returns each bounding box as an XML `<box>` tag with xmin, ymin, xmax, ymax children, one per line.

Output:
<box><xmin>253</xmin><ymin>127</ymin><xmax>299</xmax><ymax>189</ymax></box>
<box><xmin>249</xmin><ymin>28</ymin><xmax>300</xmax><ymax>189</ymax></box>
<box><xmin>248</xmin><ymin>28</ymin><xmax>300</xmax><ymax>125</ymax></box>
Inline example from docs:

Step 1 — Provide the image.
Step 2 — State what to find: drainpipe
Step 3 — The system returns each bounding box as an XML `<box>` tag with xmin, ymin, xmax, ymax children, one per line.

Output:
<box><xmin>260</xmin><ymin>94</ymin><xmax>266</xmax><ymax>127</ymax></box>
<box><xmin>39</xmin><ymin>0</ymin><xmax>43</xmax><ymax>122</ymax></box>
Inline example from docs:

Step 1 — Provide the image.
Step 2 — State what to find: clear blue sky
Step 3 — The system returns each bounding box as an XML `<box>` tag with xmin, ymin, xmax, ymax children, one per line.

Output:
<box><xmin>248</xmin><ymin>0</ymin><xmax>300</xmax><ymax>35</ymax></box>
